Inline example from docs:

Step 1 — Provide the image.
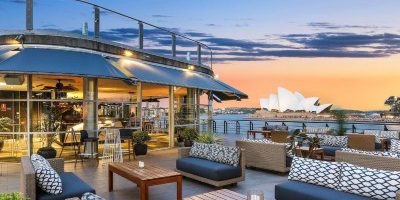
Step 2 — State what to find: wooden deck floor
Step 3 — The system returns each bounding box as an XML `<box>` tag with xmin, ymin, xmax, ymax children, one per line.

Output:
<box><xmin>0</xmin><ymin>133</ymin><xmax>287</xmax><ymax>199</ymax></box>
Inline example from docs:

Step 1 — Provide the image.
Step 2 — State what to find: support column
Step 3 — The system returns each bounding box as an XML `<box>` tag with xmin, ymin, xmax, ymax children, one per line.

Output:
<box><xmin>168</xmin><ymin>86</ymin><xmax>175</xmax><ymax>147</ymax></box>
<box><xmin>27</xmin><ymin>75</ymin><xmax>32</xmax><ymax>155</ymax></box>
<box><xmin>83</xmin><ymin>77</ymin><xmax>98</xmax><ymax>155</ymax></box>
<box><xmin>207</xmin><ymin>92</ymin><xmax>214</xmax><ymax>133</ymax></box>
<box><xmin>138</xmin><ymin>22</ymin><xmax>144</xmax><ymax>49</ymax></box>
<box><xmin>172</xmin><ymin>34</ymin><xmax>176</xmax><ymax>57</ymax></box>
<box><xmin>136</xmin><ymin>82</ymin><xmax>142</xmax><ymax>129</ymax></box>
<box><xmin>26</xmin><ymin>0</ymin><xmax>33</xmax><ymax>30</ymax></box>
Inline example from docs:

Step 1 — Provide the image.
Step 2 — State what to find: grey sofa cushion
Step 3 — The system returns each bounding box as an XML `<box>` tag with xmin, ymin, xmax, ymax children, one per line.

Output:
<box><xmin>320</xmin><ymin>145</ymin><xmax>342</xmax><ymax>157</ymax></box>
<box><xmin>176</xmin><ymin>157</ymin><xmax>241</xmax><ymax>181</ymax></box>
<box><xmin>275</xmin><ymin>180</ymin><xmax>371</xmax><ymax>200</ymax></box>
<box><xmin>38</xmin><ymin>172</ymin><xmax>95</xmax><ymax>200</ymax></box>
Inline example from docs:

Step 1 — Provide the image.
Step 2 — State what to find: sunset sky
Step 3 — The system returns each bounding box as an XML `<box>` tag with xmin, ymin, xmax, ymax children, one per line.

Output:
<box><xmin>2</xmin><ymin>0</ymin><xmax>400</xmax><ymax>110</ymax></box>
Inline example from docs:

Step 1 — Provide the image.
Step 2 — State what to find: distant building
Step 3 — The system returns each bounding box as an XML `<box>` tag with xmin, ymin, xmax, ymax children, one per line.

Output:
<box><xmin>259</xmin><ymin>87</ymin><xmax>332</xmax><ymax>114</ymax></box>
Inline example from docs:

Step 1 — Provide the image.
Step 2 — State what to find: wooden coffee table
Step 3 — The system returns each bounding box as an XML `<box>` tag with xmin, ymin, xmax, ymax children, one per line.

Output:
<box><xmin>247</xmin><ymin>130</ymin><xmax>271</xmax><ymax>139</ymax></box>
<box><xmin>108</xmin><ymin>162</ymin><xmax>182</xmax><ymax>200</ymax></box>
<box><xmin>184</xmin><ymin>189</ymin><xmax>246</xmax><ymax>200</ymax></box>
<box><xmin>295</xmin><ymin>147</ymin><xmax>324</xmax><ymax>160</ymax></box>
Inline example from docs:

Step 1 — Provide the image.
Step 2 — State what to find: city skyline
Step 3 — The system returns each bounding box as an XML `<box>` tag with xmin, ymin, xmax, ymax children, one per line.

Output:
<box><xmin>2</xmin><ymin>0</ymin><xmax>400</xmax><ymax>110</ymax></box>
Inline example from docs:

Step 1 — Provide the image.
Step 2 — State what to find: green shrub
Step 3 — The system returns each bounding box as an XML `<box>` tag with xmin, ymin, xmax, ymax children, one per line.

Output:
<box><xmin>195</xmin><ymin>133</ymin><xmax>223</xmax><ymax>144</ymax></box>
<box><xmin>0</xmin><ymin>192</ymin><xmax>27</xmax><ymax>200</ymax></box>
<box><xmin>133</xmin><ymin>131</ymin><xmax>151</xmax><ymax>144</ymax></box>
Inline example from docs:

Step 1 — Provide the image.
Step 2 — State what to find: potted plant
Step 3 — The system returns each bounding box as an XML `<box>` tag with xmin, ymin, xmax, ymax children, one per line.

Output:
<box><xmin>133</xmin><ymin>130</ymin><xmax>151</xmax><ymax>155</ymax></box>
<box><xmin>287</xmin><ymin>131</ymin><xmax>323</xmax><ymax>158</ymax></box>
<box><xmin>178</xmin><ymin>128</ymin><xmax>198</xmax><ymax>147</ymax></box>
<box><xmin>0</xmin><ymin>117</ymin><xmax>13</xmax><ymax>152</ymax></box>
<box><xmin>195</xmin><ymin>132</ymin><xmax>223</xmax><ymax>144</ymax></box>
<box><xmin>36</xmin><ymin>106</ymin><xmax>63</xmax><ymax>159</ymax></box>
<box><xmin>331</xmin><ymin>110</ymin><xmax>347</xmax><ymax>135</ymax></box>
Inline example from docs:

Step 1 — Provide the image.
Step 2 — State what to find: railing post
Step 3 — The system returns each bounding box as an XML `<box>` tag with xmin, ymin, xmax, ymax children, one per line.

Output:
<box><xmin>384</xmin><ymin>125</ymin><xmax>388</xmax><ymax>131</ymax></box>
<box><xmin>265</xmin><ymin>121</ymin><xmax>268</xmax><ymax>126</ymax></box>
<box><xmin>197</xmin><ymin>43</ymin><xmax>202</xmax><ymax>65</ymax></box>
<box><xmin>236</xmin><ymin>121</ymin><xmax>240</xmax><ymax>134</ymax></box>
<box><xmin>326</xmin><ymin>123</ymin><xmax>329</xmax><ymax>128</ymax></box>
<box><xmin>224</xmin><ymin>121</ymin><xmax>227</xmax><ymax>134</ymax></box>
<box><xmin>250</xmin><ymin>121</ymin><xmax>254</xmax><ymax>130</ymax></box>
<box><xmin>213</xmin><ymin>120</ymin><xmax>216</xmax><ymax>133</ymax></box>
<box><xmin>138</xmin><ymin>21</ymin><xmax>144</xmax><ymax>49</ymax></box>
<box><xmin>282</xmin><ymin>122</ymin><xmax>286</xmax><ymax>126</ymax></box>
<box><xmin>94</xmin><ymin>6</ymin><xmax>100</xmax><ymax>39</ymax></box>
<box><xmin>26</xmin><ymin>0</ymin><xmax>33</xmax><ymax>30</ymax></box>
<box><xmin>352</xmin><ymin>124</ymin><xmax>356</xmax><ymax>133</ymax></box>
<box><xmin>172</xmin><ymin>33</ymin><xmax>176</xmax><ymax>57</ymax></box>
<box><xmin>302</xmin><ymin>123</ymin><xmax>306</xmax><ymax>130</ymax></box>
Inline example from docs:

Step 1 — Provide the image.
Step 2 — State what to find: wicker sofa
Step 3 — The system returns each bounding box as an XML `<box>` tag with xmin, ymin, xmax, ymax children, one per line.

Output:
<box><xmin>276</xmin><ymin>154</ymin><xmax>400</xmax><ymax>200</ymax></box>
<box><xmin>336</xmin><ymin>150</ymin><xmax>400</xmax><ymax>171</ymax></box>
<box><xmin>236</xmin><ymin>140</ymin><xmax>289</xmax><ymax>173</ymax></box>
<box><xmin>176</xmin><ymin>147</ymin><xmax>245</xmax><ymax>187</ymax></box>
<box><xmin>21</xmin><ymin>156</ymin><xmax>95</xmax><ymax>200</ymax></box>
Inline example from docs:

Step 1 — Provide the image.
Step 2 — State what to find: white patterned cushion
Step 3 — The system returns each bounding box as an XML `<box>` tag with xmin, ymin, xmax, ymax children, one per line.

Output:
<box><xmin>364</xmin><ymin>130</ymin><xmax>382</xmax><ymax>143</ymax></box>
<box><xmin>31</xmin><ymin>154</ymin><xmax>51</xmax><ymax>168</ymax></box>
<box><xmin>381</xmin><ymin>131</ymin><xmax>400</xmax><ymax>139</ymax></box>
<box><xmin>81</xmin><ymin>192</ymin><xmax>105</xmax><ymax>200</ymax></box>
<box><xmin>208</xmin><ymin>144</ymin><xmax>241</xmax><ymax>167</ymax></box>
<box><xmin>319</xmin><ymin>135</ymin><xmax>348</xmax><ymax>147</ymax></box>
<box><xmin>341</xmin><ymin>148</ymin><xmax>399</xmax><ymax>158</ymax></box>
<box><xmin>31</xmin><ymin>155</ymin><xmax>63</xmax><ymax>195</ymax></box>
<box><xmin>390</xmin><ymin>139</ymin><xmax>400</xmax><ymax>154</ymax></box>
<box><xmin>338</xmin><ymin>163</ymin><xmax>400</xmax><ymax>200</ymax></box>
<box><xmin>189</xmin><ymin>142</ymin><xmax>211</xmax><ymax>160</ymax></box>
<box><xmin>288</xmin><ymin>157</ymin><xmax>340</xmax><ymax>189</ymax></box>
<box><xmin>240</xmin><ymin>138</ymin><xmax>272</xmax><ymax>143</ymax></box>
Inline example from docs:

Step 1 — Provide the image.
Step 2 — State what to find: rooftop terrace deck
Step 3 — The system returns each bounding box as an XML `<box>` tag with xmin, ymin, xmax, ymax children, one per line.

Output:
<box><xmin>0</xmin><ymin>133</ymin><xmax>286</xmax><ymax>199</ymax></box>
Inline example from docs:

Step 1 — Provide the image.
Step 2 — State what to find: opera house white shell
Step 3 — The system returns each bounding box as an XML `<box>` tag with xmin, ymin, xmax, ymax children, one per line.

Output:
<box><xmin>260</xmin><ymin>87</ymin><xmax>332</xmax><ymax>114</ymax></box>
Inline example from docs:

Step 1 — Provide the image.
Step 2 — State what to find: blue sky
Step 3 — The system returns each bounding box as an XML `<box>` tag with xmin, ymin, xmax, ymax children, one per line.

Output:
<box><xmin>2</xmin><ymin>0</ymin><xmax>400</xmax><ymax>109</ymax></box>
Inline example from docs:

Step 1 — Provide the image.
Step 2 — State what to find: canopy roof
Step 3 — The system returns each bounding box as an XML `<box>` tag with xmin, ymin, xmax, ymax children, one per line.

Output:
<box><xmin>0</xmin><ymin>47</ymin><xmax>130</xmax><ymax>79</ymax></box>
<box><xmin>0</xmin><ymin>46</ymin><xmax>247</xmax><ymax>100</ymax></box>
<box><xmin>110</xmin><ymin>58</ymin><xmax>247</xmax><ymax>100</ymax></box>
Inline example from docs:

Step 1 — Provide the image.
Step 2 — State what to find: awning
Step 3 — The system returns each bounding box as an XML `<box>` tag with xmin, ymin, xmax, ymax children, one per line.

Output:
<box><xmin>0</xmin><ymin>47</ymin><xmax>130</xmax><ymax>80</ymax></box>
<box><xmin>110</xmin><ymin>58</ymin><xmax>248</xmax><ymax>100</ymax></box>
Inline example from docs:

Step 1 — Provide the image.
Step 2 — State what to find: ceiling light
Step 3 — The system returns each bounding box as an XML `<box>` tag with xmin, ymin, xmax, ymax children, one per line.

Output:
<box><xmin>124</xmin><ymin>50</ymin><xmax>133</xmax><ymax>57</ymax></box>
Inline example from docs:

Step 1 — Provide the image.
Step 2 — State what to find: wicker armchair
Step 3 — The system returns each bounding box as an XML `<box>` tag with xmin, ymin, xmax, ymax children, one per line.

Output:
<box><xmin>271</xmin><ymin>131</ymin><xmax>289</xmax><ymax>143</ymax></box>
<box><xmin>20</xmin><ymin>156</ymin><xmax>64</xmax><ymax>200</ymax></box>
<box><xmin>348</xmin><ymin>134</ymin><xmax>375</xmax><ymax>151</ymax></box>
<box><xmin>177</xmin><ymin>147</ymin><xmax>245</xmax><ymax>187</ymax></box>
<box><xmin>336</xmin><ymin>151</ymin><xmax>400</xmax><ymax>171</ymax></box>
<box><xmin>236</xmin><ymin>140</ymin><xmax>289</xmax><ymax>173</ymax></box>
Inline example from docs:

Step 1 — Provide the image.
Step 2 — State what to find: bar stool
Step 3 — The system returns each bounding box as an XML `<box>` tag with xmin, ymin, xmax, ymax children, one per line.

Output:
<box><xmin>119</xmin><ymin>128</ymin><xmax>135</xmax><ymax>160</ymax></box>
<box><xmin>75</xmin><ymin>130</ymin><xmax>99</xmax><ymax>166</ymax></box>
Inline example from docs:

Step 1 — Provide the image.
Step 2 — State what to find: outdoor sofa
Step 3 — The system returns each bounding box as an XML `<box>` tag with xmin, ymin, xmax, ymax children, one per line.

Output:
<box><xmin>275</xmin><ymin>151</ymin><xmax>400</xmax><ymax>200</ymax></box>
<box><xmin>176</xmin><ymin>144</ymin><xmax>245</xmax><ymax>187</ymax></box>
<box><xmin>21</xmin><ymin>156</ymin><xmax>95</xmax><ymax>200</ymax></box>
<box><xmin>236</xmin><ymin>139</ymin><xmax>290</xmax><ymax>173</ymax></box>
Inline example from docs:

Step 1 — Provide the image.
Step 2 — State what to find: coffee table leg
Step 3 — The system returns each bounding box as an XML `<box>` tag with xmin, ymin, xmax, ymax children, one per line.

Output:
<box><xmin>177</xmin><ymin>176</ymin><xmax>182</xmax><ymax>200</ymax></box>
<box><xmin>140</xmin><ymin>182</ymin><xmax>148</xmax><ymax>200</ymax></box>
<box><xmin>108</xmin><ymin>170</ymin><xmax>113</xmax><ymax>192</ymax></box>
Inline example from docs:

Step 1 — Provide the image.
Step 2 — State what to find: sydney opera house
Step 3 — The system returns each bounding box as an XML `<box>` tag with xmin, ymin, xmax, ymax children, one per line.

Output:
<box><xmin>260</xmin><ymin>87</ymin><xmax>332</xmax><ymax>114</ymax></box>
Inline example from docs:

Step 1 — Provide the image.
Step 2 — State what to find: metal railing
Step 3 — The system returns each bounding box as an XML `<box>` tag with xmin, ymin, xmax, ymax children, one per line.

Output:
<box><xmin>211</xmin><ymin>119</ymin><xmax>400</xmax><ymax>134</ymax></box>
<box><xmin>24</xmin><ymin>0</ymin><xmax>213</xmax><ymax>68</ymax></box>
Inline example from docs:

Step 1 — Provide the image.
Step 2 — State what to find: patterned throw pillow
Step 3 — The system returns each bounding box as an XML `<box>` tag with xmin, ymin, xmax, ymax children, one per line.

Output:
<box><xmin>31</xmin><ymin>155</ymin><xmax>63</xmax><ymax>195</ymax></box>
<box><xmin>338</xmin><ymin>163</ymin><xmax>400</xmax><ymax>200</ymax></box>
<box><xmin>340</xmin><ymin>148</ymin><xmax>399</xmax><ymax>158</ymax></box>
<box><xmin>288</xmin><ymin>157</ymin><xmax>341</xmax><ymax>189</ymax></box>
<box><xmin>81</xmin><ymin>192</ymin><xmax>105</xmax><ymax>200</ymax></box>
<box><xmin>319</xmin><ymin>135</ymin><xmax>348</xmax><ymax>148</ymax></box>
<box><xmin>189</xmin><ymin>142</ymin><xmax>211</xmax><ymax>160</ymax></box>
<box><xmin>31</xmin><ymin>154</ymin><xmax>51</xmax><ymax>168</ymax></box>
<box><xmin>208</xmin><ymin>144</ymin><xmax>241</xmax><ymax>167</ymax></box>
<box><xmin>240</xmin><ymin>138</ymin><xmax>272</xmax><ymax>143</ymax></box>
<box><xmin>390</xmin><ymin>139</ymin><xmax>400</xmax><ymax>154</ymax></box>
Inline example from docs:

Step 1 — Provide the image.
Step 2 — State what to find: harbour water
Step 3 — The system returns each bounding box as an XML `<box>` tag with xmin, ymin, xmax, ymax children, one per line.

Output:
<box><xmin>211</xmin><ymin>114</ymin><xmax>400</xmax><ymax>134</ymax></box>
